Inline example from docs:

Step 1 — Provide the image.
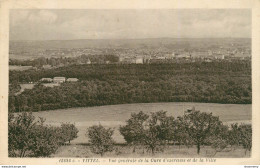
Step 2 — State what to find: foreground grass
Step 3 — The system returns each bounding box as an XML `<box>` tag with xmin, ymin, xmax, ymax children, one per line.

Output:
<box><xmin>52</xmin><ymin>144</ymin><xmax>250</xmax><ymax>158</ymax></box>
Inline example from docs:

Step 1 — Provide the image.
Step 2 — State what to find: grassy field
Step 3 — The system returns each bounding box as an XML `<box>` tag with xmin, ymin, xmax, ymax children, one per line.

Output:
<box><xmin>9</xmin><ymin>65</ymin><xmax>33</xmax><ymax>71</ymax></box>
<box><xmin>52</xmin><ymin>144</ymin><xmax>250</xmax><ymax>158</ymax></box>
<box><xmin>15</xmin><ymin>83</ymin><xmax>35</xmax><ymax>95</ymax></box>
<box><xmin>31</xmin><ymin>102</ymin><xmax>252</xmax><ymax>144</ymax></box>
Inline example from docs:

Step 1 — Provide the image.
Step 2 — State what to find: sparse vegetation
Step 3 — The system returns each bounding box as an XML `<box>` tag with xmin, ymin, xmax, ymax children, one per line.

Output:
<box><xmin>8</xmin><ymin>109</ymin><xmax>252</xmax><ymax>157</ymax></box>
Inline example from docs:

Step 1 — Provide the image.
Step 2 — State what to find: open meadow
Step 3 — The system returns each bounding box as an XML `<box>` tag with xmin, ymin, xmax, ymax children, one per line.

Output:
<box><xmin>30</xmin><ymin>102</ymin><xmax>252</xmax><ymax>144</ymax></box>
<box><xmin>53</xmin><ymin>144</ymin><xmax>250</xmax><ymax>158</ymax></box>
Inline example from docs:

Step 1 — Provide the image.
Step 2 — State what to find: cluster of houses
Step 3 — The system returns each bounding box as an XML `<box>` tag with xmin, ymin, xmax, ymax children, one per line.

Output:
<box><xmin>40</xmin><ymin>77</ymin><xmax>79</xmax><ymax>83</ymax></box>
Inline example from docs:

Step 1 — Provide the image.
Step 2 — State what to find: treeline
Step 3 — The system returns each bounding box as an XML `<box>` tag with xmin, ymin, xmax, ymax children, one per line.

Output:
<box><xmin>9</xmin><ymin>61</ymin><xmax>251</xmax><ymax>84</ymax></box>
<box><xmin>9</xmin><ymin>84</ymin><xmax>21</xmax><ymax>95</ymax></box>
<box><xmin>8</xmin><ymin>112</ymin><xmax>78</xmax><ymax>157</ymax></box>
<box><xmin>118</xmin><ymin>110</ymin><xmax>252</xmax><ymax>156</ymax></box>
<box><xmin>9</xmin><ymin>109</ymin><xmax>252</xmax><ymax>157</ymax></box>
<box><xmin>9</xmin><ymin>62</ymin><xmax>251</xmax><ymax>112</ymax></box>
<box><xmin>9</xmin><ymin>54</ymin><xmax>119</xmax><ymax>67</ymax></box>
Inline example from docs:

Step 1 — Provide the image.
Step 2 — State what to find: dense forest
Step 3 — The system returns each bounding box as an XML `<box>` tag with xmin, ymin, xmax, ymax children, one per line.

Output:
<box><xmin>9</xmin><ymin>61</ymin><xmax>251</xmax><ymax>112</ymax></box>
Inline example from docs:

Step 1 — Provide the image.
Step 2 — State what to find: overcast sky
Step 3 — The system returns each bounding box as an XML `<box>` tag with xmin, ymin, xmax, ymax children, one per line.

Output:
<box><xmin>10</xmin><ymin>9</ymin><xmax>251</xmax><ymax>40</ymax></box>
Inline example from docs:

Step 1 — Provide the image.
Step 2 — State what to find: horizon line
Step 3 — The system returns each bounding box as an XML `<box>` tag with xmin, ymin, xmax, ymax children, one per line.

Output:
<box><xmin>10</xmin><ymin>37</ymin><xmax>252</xmax><ymax>42</ymax></box>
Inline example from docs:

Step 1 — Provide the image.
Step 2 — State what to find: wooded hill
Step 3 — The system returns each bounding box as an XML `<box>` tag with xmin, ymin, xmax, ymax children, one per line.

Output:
<box><xmin>9</xmin><ymin>61</ymin><xmax>251</xmax><ymax>112</ymax></box>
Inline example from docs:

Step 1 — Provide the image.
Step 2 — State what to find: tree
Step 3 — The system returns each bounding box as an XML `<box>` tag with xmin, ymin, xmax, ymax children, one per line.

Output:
<box><xmin>8</xmin><ymin>112</ymin><xmax>37</xmax><ymax>157</ymax></box>
<box><xmin>28</xmin><ymin>124</ymin><xmax>62</xmax><ymax>157</ymax></box>
<box><xmin>9</xmin><ymin>62</ymin><xmax>251</xmax><ymax>113</ymax></box>
<box><xmin>173</xmin><ymin>117</ymin><xmax>193</xmax><ymax>149</ymax></box>
<box><xmin>239</xmin><ymin>124</ymin><xmax>252</xmax><ymax>155</ymax></box>
<box><xmin>119</xmin><ymin>111</ymin><xmax>149</xmax><ymax>152</ymax></box>
<box><xmin>87</xmin><ymin>124</ymin><xmax>114</xmax><ymax>157</ymax></box>
<box><xmin>209</xmin><ymin>124</ymin><xmax>229</xmax><ymax>156</ymax></box>
<box><xmin>143</xmin><ymin>111</ymin><xmax>171</xmax><ymax>154</ymax></box>
<box><xmin>227</xmin><ymin>123</ymin><xmax>241</xmax><ymax>150</ymax></box>
<box><xmin>8</xmin><ymin>112</ymin><xmax>69</xmax><ymax>157</ymax></box>
<box><xmin>60</xmin><ymin>123</ymin><xmax>79</xmax><ymax>144</ymax></box>
<box><xmin>151</xmin><ymin>111</ymin><xmax>175</xmax><ymax>142</ymax></box>
<box><xmin>183</xmin><ymin>110</ymin><xmax>223</xmax><ymax>154</ymax></box>
<box><xmin>8</xmin><ymin>96</ymin><xmax>16</xmax><ymax>113</ymax></box>
<box><xmin>120</xmin><ymin>111</ymin><xmax>174</xmax><ymax>154</ymax></box>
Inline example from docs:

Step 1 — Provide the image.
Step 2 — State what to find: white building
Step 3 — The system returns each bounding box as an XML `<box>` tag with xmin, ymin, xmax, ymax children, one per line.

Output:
<box><xmin>53</xmin><ymin>77</ymin><xmax>66</xmax><ymax>83</ymax></box>
<box><xmin>86</xmin><ymin>59</ymin><xmax>91</xmax><ymax>64</ymax></box>
<box><xmin>42</xmin><ymin>65</ymin><xmax>52</xmax><ymax>69</ymax></box>
<box><xmin>135</xmin><ymin>57</ymin><xmax>143</xmax><ymax>64</ymax></box>
<box><xmin>67</xmin><ymin>78</ymin><xmax>79</xmax><ymax>82</ymax></box>
<box><xmin>40</xmin><ymin>78</ymin><xmax>53</xmax><ymax>82</ymax></box>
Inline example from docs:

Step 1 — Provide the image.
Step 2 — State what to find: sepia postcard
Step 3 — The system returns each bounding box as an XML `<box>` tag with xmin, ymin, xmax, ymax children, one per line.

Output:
<box><xmin>0</xmin><ymin>0</ymin><xmax>260</xmax><ymax>165</ymax></box>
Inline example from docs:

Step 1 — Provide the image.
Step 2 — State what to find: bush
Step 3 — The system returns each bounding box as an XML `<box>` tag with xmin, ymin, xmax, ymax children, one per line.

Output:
<box><xmin>87</xmin><ymin>124</ymin><xmax>115</xmax><ymax>156</ymax></box>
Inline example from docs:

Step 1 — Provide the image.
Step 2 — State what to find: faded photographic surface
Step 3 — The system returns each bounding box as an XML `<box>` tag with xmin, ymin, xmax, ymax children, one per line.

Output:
<box><xmin>8</xmin><ymin>9</ymin><xmax>252</xmax><ymax>158</ymax></box>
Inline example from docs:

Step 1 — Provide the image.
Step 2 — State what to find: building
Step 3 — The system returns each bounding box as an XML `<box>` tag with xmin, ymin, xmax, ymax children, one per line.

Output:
<box><xmin>42</xmin><ymin>65</ymin><xmax>52</xmax><ymax>69</ymax></box>
<box><xmin>121</xmin><ymin>57</ymin><xmax>135</xmax><ymax>64</ymax></box>
<box><xmin>119</xmin><ymin>57</ymin><xmax>124</xmax><ymax>62</ymax></box>
<box><xmin>135</xmin><ymin>57</ymin><xmax>144</xmax><ymax>64</ymax></box>
<box><xmin>214</xmin><ymin>55</ymin><xmax>225</xmax><ymax>60</ymax></box>
<box><xmin>86</xmin><ymin>59</ymin><xmax>91</xmax><ymax>64</ymax></box>
<box><xmin>67</xmin><ymin>78</ymin><xmax>79</xmax><ymax>82</ymax></box>
<box><xmin>53</xmin><ymin>77</ymin><xmax>66</xmax><ymax>83</ymax></box>
<box><xmin>40</xmin><ymin>78</ymin><xmax>53</xmax><ymax>82</ymax></box>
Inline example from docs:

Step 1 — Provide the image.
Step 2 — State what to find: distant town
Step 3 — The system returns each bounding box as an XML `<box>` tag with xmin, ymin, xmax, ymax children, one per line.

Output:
<box><xmin>9</xmin><ymin>38</ymin><xmax>251</xmax><ymax>71</ymax></box>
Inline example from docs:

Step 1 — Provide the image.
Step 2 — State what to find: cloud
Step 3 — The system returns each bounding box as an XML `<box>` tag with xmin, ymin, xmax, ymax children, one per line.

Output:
<box><xmin>10</xmin><ymin>9</ymin><xmax>251</xmax><ymax>40</ymax></box>
<box><xmin>28</xmin><ymin>10</ymin><xmax>57</xmax><ymax>24</ymax></box>
<box><xmin>10</xmin><ymin>10</ymin><xmax>29</xmax><ymax>26</ymax></box>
